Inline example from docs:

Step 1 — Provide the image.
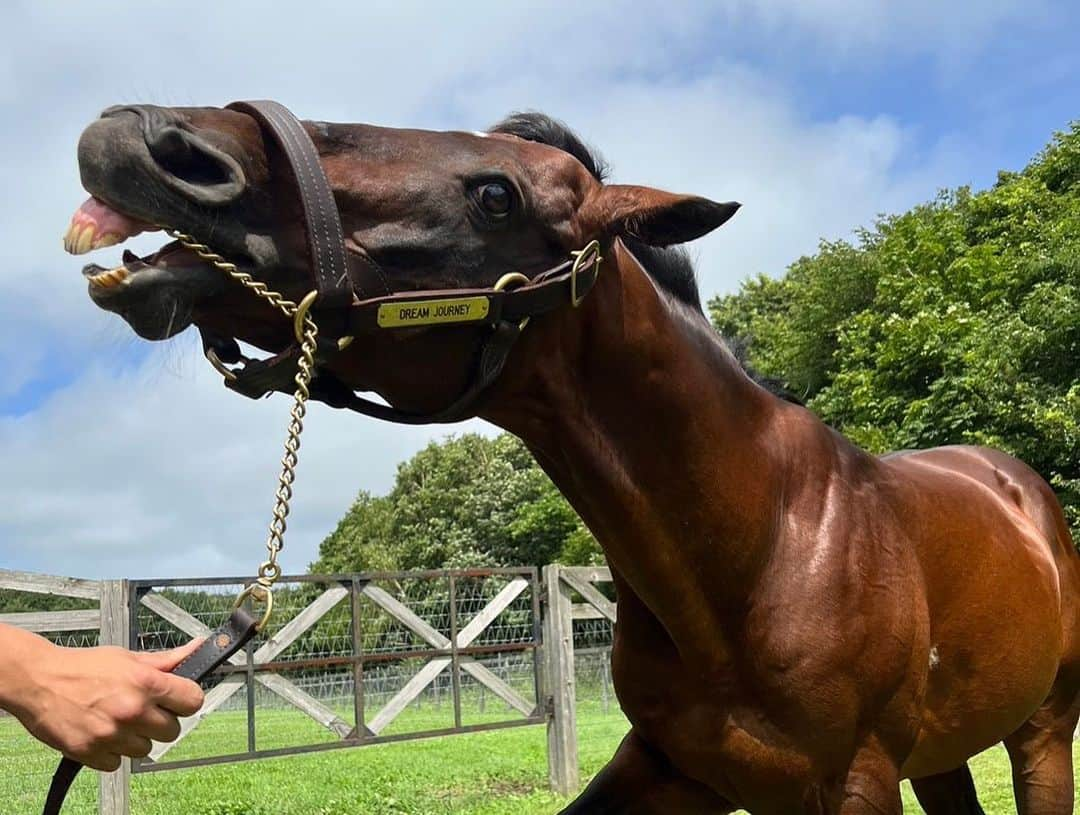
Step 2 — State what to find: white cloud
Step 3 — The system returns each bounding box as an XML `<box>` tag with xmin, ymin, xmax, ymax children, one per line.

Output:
<box><xmin>719</xmin><ymin>0</ymin><xmax>1047</xmax><ymax>65</ymax></box>
<box><xmin>0</xmin><ymin>0</ymin><xmax>1035</xmax><ymax>578</ymax></box>
<box><xmin>0</xmin><ymin>336</ymin><xmax>492</xmax><ymax>578</ymax></box>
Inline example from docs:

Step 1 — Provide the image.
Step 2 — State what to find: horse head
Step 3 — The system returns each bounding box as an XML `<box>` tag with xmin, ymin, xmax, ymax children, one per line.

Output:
<box><xmin>68</xmin><ymin>103</ymin><xmax>737</xmax><ymax>413</ymax></box>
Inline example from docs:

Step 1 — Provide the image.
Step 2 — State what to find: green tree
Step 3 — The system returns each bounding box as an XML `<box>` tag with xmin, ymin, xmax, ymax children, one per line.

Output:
<box><xmin>312</xmin><ymin>433</ymin><xmax>601</xmax><ymax>573</ymax></box>
<box><xmin>709</xmin><ymin>123</ymin><xmax>1080</xmax><ymax>536</ymax></box>
<box><xmin>313</xmin><ymin>491</ymin><xmax>397</xmax><ymax>574</ymax></box>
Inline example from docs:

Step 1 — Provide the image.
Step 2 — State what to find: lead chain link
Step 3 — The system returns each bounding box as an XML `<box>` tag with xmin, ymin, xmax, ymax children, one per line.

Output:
<box><xmin>167</xmin><ymin>229</ymin><xmax>317</xmax><ymax>602</ymax></box>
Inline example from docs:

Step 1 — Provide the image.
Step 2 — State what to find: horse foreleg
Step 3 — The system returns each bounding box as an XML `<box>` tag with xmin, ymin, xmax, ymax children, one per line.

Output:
<box><xmin>557</xmin><ymin>730</ymin><xmax>733</xmax><ymax>815</ymax></box>
<box><xmin>909</xmin><ymin>764</ymin><xmax>986</xmax><ymax>814</ymax></box>
<box><xmin>1003</xmin><ymin>675</ymin><xmax>1080</xmax><ymax>815</ymax></box>
<box><xmin>837</xmin><ymin>737</ymin><xmax>903</xmax><ymax>815</ymax></box>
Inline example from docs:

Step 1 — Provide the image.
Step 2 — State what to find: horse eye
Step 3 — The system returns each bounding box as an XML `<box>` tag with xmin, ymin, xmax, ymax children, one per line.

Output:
<box><xmin>477</xmin><ymin>182</ymin><xmax>512</xmax><ymax>216</ymax></box>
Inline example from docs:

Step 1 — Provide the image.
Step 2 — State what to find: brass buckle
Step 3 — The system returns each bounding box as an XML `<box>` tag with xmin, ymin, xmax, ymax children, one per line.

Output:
<box><xmin>569</xmin><ymin>240</ymin><xmax>601</xmax><ymax>307</ymax></box>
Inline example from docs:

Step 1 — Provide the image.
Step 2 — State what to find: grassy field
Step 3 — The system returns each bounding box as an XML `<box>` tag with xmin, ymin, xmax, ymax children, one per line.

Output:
<box><xmin>3</xmin><ymin>702</ymin><xmax>1077</xmax><ymax>814</ymax></box>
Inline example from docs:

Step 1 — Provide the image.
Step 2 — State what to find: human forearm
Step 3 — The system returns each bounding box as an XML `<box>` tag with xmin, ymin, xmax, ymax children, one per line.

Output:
<box><xmin>0</xmin><ymin>623</ymin><xmax>205</xmax><ymax>770</ymax></box>
<box><xmin>0</xmin><ymin>623</ymin><xmax>53</xmax><ymax>718</ymax></box>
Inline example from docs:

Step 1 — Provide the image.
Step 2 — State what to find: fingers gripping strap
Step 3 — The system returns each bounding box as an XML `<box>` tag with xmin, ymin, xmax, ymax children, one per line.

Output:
<box><xmin>42</xmin><ymin>608</ymin><xmax>260</xmax><ymax>815</ymax></box>
<box><xmin>170</xmin><ymin>607</ymin><xmax>261</xmax><ymax>681</ymax></box>
<box><xmin>225</xmin><ymin>100</ymin><xmax>360</xmax><ymax>304</ymax></box>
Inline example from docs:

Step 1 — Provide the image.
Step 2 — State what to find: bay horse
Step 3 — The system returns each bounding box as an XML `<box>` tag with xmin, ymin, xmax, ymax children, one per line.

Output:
<box><xmin>66</xmin><ymin>103</ymin><xmax>1080</xmax><ymax>814</ymax></box>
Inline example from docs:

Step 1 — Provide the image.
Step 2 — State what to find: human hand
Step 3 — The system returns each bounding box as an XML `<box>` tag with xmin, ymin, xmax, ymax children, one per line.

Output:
<box><xmin>9</xmin><ymin>636</ymin><xmax>205</xmax><ymax>771</ymax></box>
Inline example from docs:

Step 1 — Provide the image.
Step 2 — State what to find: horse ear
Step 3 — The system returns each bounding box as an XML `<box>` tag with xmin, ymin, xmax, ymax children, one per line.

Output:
<box><xmin>581</xmin><ymin>184</ymin><xmax>740</xmax><ymax>246</ymax></box>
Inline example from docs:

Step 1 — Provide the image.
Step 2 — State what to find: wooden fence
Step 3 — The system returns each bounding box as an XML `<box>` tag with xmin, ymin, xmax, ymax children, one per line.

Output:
<box><xmin>128</xmin><ymin>570</ymin><xmax>544</xmax><ymax>771</ymax></box>
<box><xmin>2</xmin><ymin>567</ymin><xmax>588</xmax><ymax>813</ymax></box>
<box><xmin>542</xmin><ymin>564</ymin><xmax>615</xmax><ymax>795</ymax></box>
<box><xmin>0</xmin><ymin>565</ymin><xmax>613</xmax><ymax>812</ymax></box>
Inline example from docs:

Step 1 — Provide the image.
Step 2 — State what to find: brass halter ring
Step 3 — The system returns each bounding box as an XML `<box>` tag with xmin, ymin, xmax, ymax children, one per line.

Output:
<box><xmin>570</xmin><ymin>239</ymin><xmax>601</xmax><ymax>308</ymax></box>
<box><xmin>493</xmin><ymin>272</ymin><xmax>532</xmax><ymax>330</ymax></box>
<box><xmin>493</xmin><ymin>272</ymin><xmax>530</xmax><ymax>292</ymax></box>
<box><xmin>294</xmin><ymin>290</ymin><xmax>355</xmax><ymax>350</ymax></box>
<box><xmin>204</xmin><ymin>347</ymin><xmax>239</xmax><ymax>381</ymax></box>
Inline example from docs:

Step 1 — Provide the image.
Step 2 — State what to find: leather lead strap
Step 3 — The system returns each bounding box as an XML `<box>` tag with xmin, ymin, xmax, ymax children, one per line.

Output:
<box><xmin>42</xmin><ymin>608</ymin><xmax>260</xmax><ymax>815</ymax></box>
<box><xmin>225</xmin><ymin>100</ymin><xmax>381</xmax><ymax>304</ymax></box>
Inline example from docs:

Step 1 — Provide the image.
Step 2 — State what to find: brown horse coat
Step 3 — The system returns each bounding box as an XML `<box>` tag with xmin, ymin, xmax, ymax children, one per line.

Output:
<box><xmin>69</xmin><ymin>104</ymin><xmax>1080</xmax><ymax>814</ymax></box>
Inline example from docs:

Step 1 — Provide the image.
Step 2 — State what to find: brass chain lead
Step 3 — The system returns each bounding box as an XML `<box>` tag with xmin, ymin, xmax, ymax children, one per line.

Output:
<box><xmin>168</xmin><ymin>229</ymin><xmax>318</xmax><ymax>628</ymax></box>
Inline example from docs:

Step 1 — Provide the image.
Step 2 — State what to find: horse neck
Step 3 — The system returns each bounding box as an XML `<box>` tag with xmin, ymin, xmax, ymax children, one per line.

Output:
<box><xmin>482</xmin><ymin>240</ymin><xmax>788</xmax><ymax>639</ymax></box>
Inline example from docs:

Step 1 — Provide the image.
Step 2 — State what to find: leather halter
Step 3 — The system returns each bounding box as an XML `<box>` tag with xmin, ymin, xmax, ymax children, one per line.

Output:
<box><xmin>204</xmin><ymin>246</ymin><xmax>601</xmax><ymax>423</ymax></box>
<box><xmin>193</xmin><ymin>100</ymin><xmax>602</xmax><ymax>424</ymax></box>
<box><xmin>43</xmin><ymin>100</ymin><xmax>600</xmax><ymax>814</ymax></box>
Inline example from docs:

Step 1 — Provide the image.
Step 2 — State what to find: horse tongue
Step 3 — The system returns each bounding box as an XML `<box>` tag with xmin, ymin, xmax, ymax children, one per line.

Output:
<box><xmin>63</xmin><ymin>197</ymin><xmax>156</xmax><ymax>255</ymax></box>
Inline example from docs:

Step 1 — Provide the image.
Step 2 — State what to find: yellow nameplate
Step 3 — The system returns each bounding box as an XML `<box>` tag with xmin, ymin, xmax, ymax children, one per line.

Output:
<box><xmin>377</xmin><ymin>297</ymin><xmax>491</xmax><ymax>328</ymax></box>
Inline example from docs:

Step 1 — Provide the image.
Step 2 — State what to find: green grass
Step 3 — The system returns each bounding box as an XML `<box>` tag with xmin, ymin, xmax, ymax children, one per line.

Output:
<box><xmin>2</xmin><ymin>704</ymin><xmax>1077</xmax><ymax>814</ymax></box>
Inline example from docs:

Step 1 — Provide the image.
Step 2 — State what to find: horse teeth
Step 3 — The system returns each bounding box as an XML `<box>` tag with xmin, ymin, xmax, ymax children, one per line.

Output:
<box><xmin>88</xmin><ymin>266</ymin><xmax>129</xmax><ymax>288</ymax></box>
<box><xmin>65</xmin><ymin>223</ymin><xmax>121</xmax><ymax>255</ymax></box>
<box><xmin>74</xmin><ymin>225</ymin><xmax>94</xmax><ymax>255</ymax></box>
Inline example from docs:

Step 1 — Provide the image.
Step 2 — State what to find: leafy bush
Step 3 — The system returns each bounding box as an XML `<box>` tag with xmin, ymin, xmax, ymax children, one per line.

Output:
<box><xmin>710</xmin><ymin>123</ymin><xmax>1080</xmax><ymax>536</ymax></box>
<box><xmin>313</xmin><ymin>434</ymin><xmax>600</xmax><ymax>573</ymax></box>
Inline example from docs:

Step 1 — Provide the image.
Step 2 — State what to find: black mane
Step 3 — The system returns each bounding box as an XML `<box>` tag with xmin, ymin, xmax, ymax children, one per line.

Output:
<box><xmin>490</xmin><ymin>112</ymin><xmax>703</xmax><ymax>311</ymax></box>
<box><xmin>489</xmin><ymin>112</ymin><xmax>802</xmax><ymax>405</ymax></box>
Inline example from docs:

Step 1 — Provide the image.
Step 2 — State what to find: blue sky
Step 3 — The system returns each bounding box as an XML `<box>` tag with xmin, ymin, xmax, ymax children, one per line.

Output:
<box><xmin>1</xmin><ymin>0</ymin><xmax>1077</xmax><ymax>577</ymax></box>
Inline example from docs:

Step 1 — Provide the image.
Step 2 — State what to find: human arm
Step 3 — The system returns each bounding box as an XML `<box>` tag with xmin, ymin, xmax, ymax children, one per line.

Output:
<box><xmin>0</xmin><ymin>623</ymin><xmax>204</xmax><ymax>771</ymax></box>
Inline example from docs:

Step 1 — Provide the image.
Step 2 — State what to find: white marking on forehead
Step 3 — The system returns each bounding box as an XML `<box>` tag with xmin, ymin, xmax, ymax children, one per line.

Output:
<box><xmin>929</xmin><ymin>645</ymin><xmax>940</xmax><ymax>669</ymax></box>
<box><xmin>470</xmin><ymin>131</ymin><xmax>490</xmax><ymax>139</ymax></box>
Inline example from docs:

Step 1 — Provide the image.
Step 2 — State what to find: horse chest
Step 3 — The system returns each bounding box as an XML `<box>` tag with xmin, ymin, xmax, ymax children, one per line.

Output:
<box><xmin>610</xmin><ymin>634</ymin><xmax>827</xmax><ymax>806</ymax></box>
<box><xmin>608</xmin><ymin>610</ymin><xmax>873</xmax><ymax>810</ymax></box>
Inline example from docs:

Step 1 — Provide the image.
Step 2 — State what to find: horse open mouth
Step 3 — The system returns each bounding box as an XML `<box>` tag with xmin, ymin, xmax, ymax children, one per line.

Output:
<box><xmin>63</xmin><ymin>195</ymin><xmax>227</xmax><ymax>339</ymax></box>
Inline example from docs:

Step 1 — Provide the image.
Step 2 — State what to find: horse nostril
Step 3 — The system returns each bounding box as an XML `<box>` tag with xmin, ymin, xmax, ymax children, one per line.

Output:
<box><xmin>143</xmin><ymin>122</ymin><xmax>247</xmax><ymax>206</ymax></box>
<box><xmin>147</xmin><ymin>126</ymin><xmax>191</xmax><ymax>163</ymax></box>
<box><xmin>147</xmin><ymin>126</ymin><xmax>230</xmax><ymax>187</ymax></box>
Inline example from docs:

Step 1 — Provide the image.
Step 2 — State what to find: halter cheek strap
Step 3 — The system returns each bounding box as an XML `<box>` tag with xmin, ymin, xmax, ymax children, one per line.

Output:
<box><xmin>224</xmin><ymin>100</ymin><xmax>389</xmax><ymax>304</ymax></box>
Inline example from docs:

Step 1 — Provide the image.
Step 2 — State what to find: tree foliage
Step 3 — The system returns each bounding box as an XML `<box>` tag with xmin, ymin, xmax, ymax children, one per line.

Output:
<box><xmin>312</xmin><ymin>433</ymin><xmax>601</xmax><ymax>573</ymax></box>
<box><xmin>710</xmin><ymin>123</ymin><xmax>1080</xmax><ymax>535</ymax></box>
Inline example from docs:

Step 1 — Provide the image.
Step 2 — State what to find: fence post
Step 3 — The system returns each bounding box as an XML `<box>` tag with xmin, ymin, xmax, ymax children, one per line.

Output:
<box><xmin>543</xmin><ymin>565</ymin><xmax>579</xmax><ymax>795</ymax></box>
<box><xmin>98</xmin><ymin>579</ymin><xmax>131</xmax><ymax>815</ymax></box>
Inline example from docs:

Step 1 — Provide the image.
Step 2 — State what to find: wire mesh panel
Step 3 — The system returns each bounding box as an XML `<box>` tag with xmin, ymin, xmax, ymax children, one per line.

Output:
<box><xmin>127</xmin><ymin>568</ymin><xmax>542</xmax><ymax>774</ymax></box>
<box><xmin>565</xmin><ymin>573</ymin><xmax>616</xmax><ymax>717</ymax></box>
